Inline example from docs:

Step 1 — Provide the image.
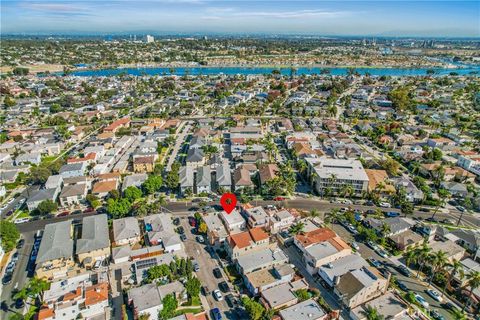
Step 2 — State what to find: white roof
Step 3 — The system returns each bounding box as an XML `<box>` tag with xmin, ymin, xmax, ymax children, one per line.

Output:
<box><xmin>306</xmin><ymin>157</ymin><xmax>369</xmax><ymax>181</ymax></box>
<box><xmin>279</xmin><ymin>299</ymin><xmax>326</xmax><ymax>320</ymax></box>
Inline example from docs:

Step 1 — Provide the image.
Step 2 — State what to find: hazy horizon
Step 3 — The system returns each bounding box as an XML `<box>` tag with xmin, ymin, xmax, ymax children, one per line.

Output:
<box><xmin>1</xmin><ymin>1</ymin><xmax>479</xmax><ymax>37</ymax></box>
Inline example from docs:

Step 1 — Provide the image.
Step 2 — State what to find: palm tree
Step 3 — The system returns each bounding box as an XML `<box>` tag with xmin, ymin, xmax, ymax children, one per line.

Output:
<box><xmin>340</xmin><ymin>184</ymin><xmax>355</xmax><ymax>198</ymax></box>
<box><xmin>432</xmin><ymin>188</ymin><xmax>450</xmax><ymax>220</ymax></box>
<box><xmin>404</xmin><ymin>246</ymin><xmax>417</xmax><ymax>268</ymax></box>
<box><xmin>416</xmin><ymin>244</ymin><xmax>432</xmax><ymax>278</ymax></box>
<box><xmin>361</xmin><ymin>305</ymin><xmax>384</xmax><ymax>320</ymax></box>
<box><xmin>309</xmin><ymin>209</ymin><xmax>320</xmax><ymax>219</ymax></box>
<box><xmin>324</xmin><ymin>209</ymin><xmax>340</xmax><ymax>227</ymax></box>
<box><xmin>289</xmin><ymin>222</ymin><xmax>305</xmax><ymax>235</ymax></box>
<box><xmin>443</xmin><ymin>259</ymin><xmax>463</xmax><ymax>296</ymax></box>
<box><xmin>380</xmin><ymin>222</ymin><xmax>391</xmax><ymax>236</ymax></box>
<box><xmin>428</xmin><ymin>250</ymin><xmax>448</xmax><ymax>286</ymax></box>
<box><xmin>462</xmin><ymin>270</ymin><xmax>480</xmax><ymax>312</ymax></box>
<box><xmin>26</xmin><ymin>277</ymin><xmax>50</xmax><ymax>303</ymax></box>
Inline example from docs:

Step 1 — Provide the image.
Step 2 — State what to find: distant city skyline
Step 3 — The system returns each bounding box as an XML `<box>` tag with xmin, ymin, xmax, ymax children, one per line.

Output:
<box><xmin>1</xmin><ymin>1</ymin><xmax>479</xmax><ymax>37</ymax></box>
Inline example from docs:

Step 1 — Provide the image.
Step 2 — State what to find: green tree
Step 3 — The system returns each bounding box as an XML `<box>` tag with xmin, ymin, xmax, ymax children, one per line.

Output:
<box><xmin>295</xmin><ymin>289</ymin><xmax>310</xmax><ymax>302</ymax></box>
<box><xmin>462</xmin><ymin>271</ymin><xmax>480</xmax><ymax>312</ymax></box>
<box><xmin>388</xmin><ymin>86</ymin><xmax>412</xmax><ymax>111</ymax></box>
<box><xmin>36</xmin><ymin>199</ymin><xmax>58</xmax><ymax>215</ymax></box>
<box><xmin>241</xmin><ymin>296</ymin><xmax>266</xmax><ymax>320</ymax></box>
<box><xmin>124</xmin><ymin>186</ymin><xmax>142</xmax><ymax>202</ymax></box>
<box><xmin>106</xmin><ymin>198</ymin><xmax>131</xmax><ymax>218</ymax></box>
<box><xmin>86</xmin><ymin>194</ymin><xmax>101</xmax><ymax>209</ymax></box>
<box><xmin>198</xmin><ymin>221</ymin><xmax>208</xmax><ymax>234</ymax></box>
<box><xmin>361</xmin><ymin>305</ymin><xmax>384</xmax><ymax>320</ymax></box>
<box><xmin>165</xmin><ymin>165</ymin><xmax>180</xmax><ymax>191</ymax></box>
<box><xmin>0</xmin><ymin>221</ymin><xmax>20</xmax><ymax>252</ymax></box>
<box><xmin>142</xmin><ymin>175</ymin><xmax>163</xmax><ymax>195</ymax></box>
<box><xmin>159</xmin><ymin>294</ymin><xmax>177</xmax><ymax>320</ymax></box>
<box><xmin>288</xmin><ymin>222</ymin><xmax>305</xmax><ymax>235</ymax></box>
<box><xmin>185</xmin><ymin>276</ymin><xmax>201</xmax><ymax>300</ymax></box>
<box><xmin>28</xmin><ymin>166</ymin><xmax>51</xmax><ymax>185</ymax></box>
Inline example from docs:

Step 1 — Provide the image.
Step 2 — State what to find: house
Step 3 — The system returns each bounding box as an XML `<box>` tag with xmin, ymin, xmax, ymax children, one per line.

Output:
<box><xmin>245</xmin><ymin>206</ymin><xmax>270</xmax><ymax>228</ymax></box>
<box><xmin>112</xmin><ymin>217</ymin><xmax>141</xmax><ymax>246</ymax></box>
<box><xmin>133</xmin><ymin>156</ymin><xmax>155</xmax><ymax>173</ymax></box>
<box><xmin>236</xmin><ymin>246</ymin><xmax>288</xmax><ymax>275</ymax></box>
<box><xmin>59</xmin><ymin>162</ymin><xmax>87</xmax><ymax>178</ymax></box>
<box><xmin>35</xmin><ymin>220</ymin><xmax>74</xmax><ymax>279</ymax></box>
<box><xmin>318</xmin><ymin>254</ymin><xmax>369</xmax><ymax>287</ymax></box>
<box><xmin>350</xmin><ymin>292</ymin><xmax>409</xmax><ymax>320</ymax></box>
<box><xmin>196</xmin><ymin>166</ymin><xmax>211</xmax><ymax>193</ymax></box>
<box><xmin>104</xmin><ymin>117</ymin><xmax>130</xmax><ymax>133</ymax></box>
<box><xmin>365</xmin><ymin>217</ymin><xmax>415</xmax><ymax>237</ymax></box>
<box><xmin>122</xmin><ymin>173</ymin><xmax>148</xmax><ymax>192</ymax></box>
<box><xmin>430</xmin><ymin>239</ymin><xmax>466</xmax><ymax>262</ymax></box>
<box><xmin>144</xmin><ymin>214</ymin><xmax>183</xmax><ymax>253</ymax></box>
<box><xmin>26</xmin><ymin>188</ymin><xmax>59</xmax><ymax>212</ymax></box>
<box><xmin>179</xmin><ymin>166</ymin><xmax>194</xmax><ymax>195</ymax></box>
<box><xmin>427</xmin><ymin>137</ymin><xmax>456</xmax><ymax>150</ymax></box>
<box><xmin>364</xmin><ymin>169</ymin><xmax>395</xmax><ymax>195</ymax></box>
<box><xmin>440</xmin><ymin>181</ymin><xmax>468</xmax><ymax>198</ymax></box>
<box><xmin>244</xmin><ymin>262</ymin><xmax>295</xmax><ymax>295</ymax></box>
<box><xmin>260</xmin><ymin>279</ymin><xmax>308</xmax><ymax>310</ymax></box>
<box><xmin>203</xmin><ymin>212</ymin><xmax>229</xmax><ymax>247</ymax></box>
<box><xmin>76</xmin><ymin>215</ymin><xmax>110</xmax><ymax>268</ymax></box>
<box><xmin>334</xmin><ymin>266</ymin><xmax>389</xmax><ymax>309</ymax></box>
<box><xmin>268</xmin><ymin>209</ymin><xmax>296</xmax><ymax>234</ymax></box>
<box><xmin>128</xmin><ymin>281</ymin><xmax>187</xmax><ymax>320</ymax></box>
<box><xmin>226</xmin><ymin>227</ymin><xmax>270</xmax><ymax>258</ymax></box>
<box><xmin>15</xmin><ymin>152</ymin><xmax>41</xmax><ymax>165</ymax></box>
<box><xmin>219</xmin><ymin>209</ymin><xmax>246</xmax><ymax>234</ymax></box>
<box><xmin>59</xmin><ymin>184</ymin><xmax>88</xmax><ymax>207</ymax></box>
<box><xmin>389</xmin><ymin>229</ymin><xmax>424</xmax><ymax>251</ymax></box>
<box><xmin>449</xmin><ymin>229</ymin><xmax>480</xmax><ymax>253</ymax></box>
<box><xmin>186</xmin><ymin>148</ymin><xmax>205</xmax><ymax>167</ymax></box>
<box><xmin>454</xmin><ymin>258</ymin><xmax>480</xmax><ymax>287</ymax></box>
<box><xmin>306</xmin><ymin>157</ymin><xmax>369</xmax><ymax>196</ymax></box>
<box><xmin>38</xmin><ymin>274</ymin><xmax>109</xmax><ymax>320</ymax></box>
<box><xmin>392</xmin><ymin>177</ymin><xmax>424</xmax><ymax>203</ymax></box>
<box><xmin>233</xmin><ymin>166</ymin><xmax>254</xmax><ymax>191</ymax></box>
<box><xmin>258</xmin><ymin>163</ymin><xmax>279</xmax><ymax>186</ymax></box>
<box><xmin>45</xmin><ymin>175</ymin><xmax>63</xmax><ymax>190</ymax></box>
<box><xmin>92</xmin><ymin>179</ymin><xmax>118</xmax><ymax>198</ymax></box>
<box><xmin>278</xmin><ymin>299</ymin><xmax>328</xmax><ymax>320</ymax></box>
<box><xmin>216</xmin><ymin>162</ymin><xmax>232</xmax><ymax>191</ymax></box>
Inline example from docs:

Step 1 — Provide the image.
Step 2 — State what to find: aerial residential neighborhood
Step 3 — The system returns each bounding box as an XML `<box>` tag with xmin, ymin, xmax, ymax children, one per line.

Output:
<box><xmin>0</xmin><ymin>2</ymin><xmax>480</xmax><ymax>320</ymax></box>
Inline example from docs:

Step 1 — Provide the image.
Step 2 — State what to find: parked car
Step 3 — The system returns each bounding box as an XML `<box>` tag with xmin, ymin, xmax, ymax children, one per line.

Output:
<box><xmin>173</xmin><ymin>218</ymin><xmax>180</xmax><ymax>225</ymax></box>
<box><xmin>14</xmin><ymin>299</ymin><xmax>24</xmax><ymax>309</ymax></box>
<box><xmin>177</xmin><ymin>226</ymin><xmax>185</xmax><ymax>234</ymax></box>
<box><xmin>375</xmin><ymin>248</ymin><xmax>390</xmax><ymax>258</ymax></box>
<box><xmin>11</xmin><ymin>252</ymin><xmax>19</xmax><ymax>263</ymax></box>
<box><xmin>426</xmin><ymin>289</ymin><xmax>443</xmax><ymax>302</ymax></box>
<box><xmin>196</xmin><ymin>236</ymin><xmax>205</xmax><ymax>244</ymax></box>
<box><xmin>213</xmin><ymin>289</ymin><xmax>223</xmax><ymax>301</ymax></box>
<box><xmin>219</xmin><ymin>281</ymin><xmax>230</xmax><ymax>293</ymax></box>
<box><xmin>2</xmin><ymin>273</ymin><xmax>12</xmax><ymax>285</ymax></box>
<box><xmin>414</xmin><ymin>293</ymin><xmax>429</xmax><ymax>308</ymax></box>
<box><xmin>57</xmin><ymin>211</ymin><xmax>70</xmax><ymax>217</ymax></box>
<box><xmin>430</xmin><ymin>310</ymin><xmax>445</xmax><ymax>320</ymax></box>
<box><xmin>213</xmin><ymin>267</ymin><xmax>222</xmax><ymax>279</ymax></box>
<box><xmin>193</xmin><ymin>261</ymin><xmax>200</xmax><ymax>272</ymax></box>
<box><xmin>384</xmin><ymin>211</ymin><xmax>400</xmax><ymax>218</ymax></box>
<box><xmin>201</xmin><ymin>286</ymin><xmax>210</xmax><ymax>296</ymax></box>
<box><xmin>366</xmin><ymin>241</ymin><xmax>378</xmax><ymax>250</ymax></box>
<box><xmin>442</xmin><ymin>301</ymin><xmax>459</xmax><ymax>311</ymax></box>
<box><xmin>396</xmin><ymin>281</ymin><xmax>408</xmax><ymax>291</ymax></box>
<box><xmin>350</xmin><ymin>242</ymin><xmax>360</xmax><ymax>250</ymax></box>
<box><xmin>211</xmin><ymin>307</ymin><xmax>222</xmax><ymax>320</ymax></box>
<box><xmin>456</xmin><ymin>206</ymin><xmax>466</xmax><ymax>212</ymax></box>
<box><xmin>180</xmin><ymin>234</ymin><xmax>187</xmax><ymax>241</ymax></box>
<box><xmin>397</xmin><ymin>265</ymin><xmax>411</xmax><ymax>277</ymax></box>
<box><xmin>225</xmin><ymin>294</ymin><xmax>236</xmax><ymax>308</ymax></box>
<box><xmin>379</xmin><ymin>202</ymin><xmax>391</xmax><ymax>208</ymax></box>
<box><xmin>346</xmin><ymin>224</ymin><xmax>359</xmax><ymax>235</ymax></box>
<box><xmin>368</xmin><ymin>258</ymin><xmax>382</xmax><ymax>268</ymax></box>
<box><xmin>16</xmin><ymin>239</ymin><xmax>25</xmax><ymax>249</ymax></box>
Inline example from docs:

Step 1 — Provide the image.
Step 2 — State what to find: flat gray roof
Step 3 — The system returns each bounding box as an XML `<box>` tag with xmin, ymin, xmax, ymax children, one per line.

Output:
<box><xmin>77</xmin><ymin>214</ymin><xmax>110</xmax><ymax>254</ymax></box>
<box><xmin>36</xmin><ymin>220</ymin><xmax>74</xmax><ymax>263</ymax></box>
<box><xmin>279</xmin><ymin>299</ymin><xmax>326</xmax><ymax>320</ymax></box>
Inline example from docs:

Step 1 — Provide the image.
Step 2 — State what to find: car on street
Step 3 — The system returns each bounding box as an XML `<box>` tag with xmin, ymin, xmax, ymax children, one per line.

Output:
<box><xmin>397</xmin><ymin>265</ymin><xmax>411</xmax><ymax>277</ymax></box>
<box><xmin>57</xmin><ymin>211</ymin><xmax>70</xmax><ymax>217</ymax></box>
<box><xmin>430</xmin><ymin>310</ymin><xmax>445</xmax><ymax>320</ymax></box>
<box><xmin>180</xmin><ymin>234</ymin><xmax>187</xmax><ymax>241</ymax></box>
<box><xmin>366</xmin><ymin>241</ymin><xmax>378</xmax><ymax>250</ymax></box>
<box><xmin>213</xmin><ymin>289</ymin><xmax>223</xmax><ymax>301</ymax></box>
<box><xmin>6</xmin><ymin>261</ymin><xmax>16</xmax><ymax>273</ymax></box>
<box><xmin>11</xmin><ymin>252</ymin><xmax>19</xmax><ymax>263</ymax></box>
<box><xmin>213</xmin><ymin>267</ymin><xmax>222</xmax><ymax>279</ymax></box>
<box><xmin>346</xmin><ymin>224</ymin><xmax>359</xmax><ymax>235</ymax></box>
<box><xmin>219</xmin><ymin>281</ymin><xmax>230</xmax><ymax>293</ymax></box>
<box><xmin>1</xmin><ymin>300</ymin><xmax>8</xmax><ymax>312</ymax></box>
<box><xmin>173</xmin><ymin>217</ymin><xmax>180</xmax><ymax>225</ymax></box>
<box><xmin>368</xmin><ymin>258</ymin><xmax>382</xmax><ymax>268</ymax></box>
<box><xmin>6</xmin><ymin>210</ymin><xmax>14</xmax><ymax>216</ymax></box>
<box><xmin>375</xmin><ymin>248</ymin><xmax>390</xmax><ymax>258</ymax></box>
<box><xmin>456</xmin><ymin>206</ymin><xmax>466</xmax><ymax>212</ymax></box>
<box><xmin>379</xmin><ymin>202</ymin><xmax>391</xmax><ymax>208</ymax></box>
<box><xmin>196</xmin><ymin>236</ymin><xmax>205</xmax><ymax>244</ymax></box>
<box><xmin>211</xmin><ymin>307</ymin><xmax>222</xmax><ymax>320</ymax></box>
<box><xmin>350</xmin><ymin>242</ymin><xmax>360</xmax><ymax>250</ymax></box>
<box><xmin>414</xmin><ymin>293</ymin><xmax>429</xmax><ymax>308</ymax></box>
<box><xmin>16</xmin><ymin>239</ymin><xmax>25</xmax><ymax>249</ymax></box>
<box><xmin>396</xmin><ymin>280</ymin><xmax>408</xmax><ymax>291</ymax></box>
<box><xmin>193</xmin><ymin>261</ymin><xmax>200</xmax><ymax>272</ymax></box>
<box><xmin>14</xmin><ymin>298</ymin><xmax>24</xmax><ymax>309</ymax></box>
<box><xmin>441</xmin><ymin>219</ymin><xmax>453</xmax><ymax>225</ymax></box>
<box><xmin>201</xmin><ymin>286</ymin><xmax>210</xmax><ymax>296</ymax></box>
<box><xmin>441</xmin><ymin>301</ymin><xmax>459</xmax><ymax>311</ymax></box>
<box><xmin>177</xmin><ymin>226</ymin><xmax>184</xmax><ymax>234</ymax></box>
<box><xmin>384</xmin><ymin>211</ymin><xmax>400</xmax><ymax>218</ymax></box>
<box><xmin>2</xmin><ymin>273</ymin><xmax>12</xmax><ymax>285</ymax></box>
<box><xmin>426</xmin><ymin>289</ymin><xmax>443</xmax><ymax>302</ymax></box>
<box><xmin>225</xmin><ymin>294</ymin><xmax>236</xmax><ymax>308</ymax></box>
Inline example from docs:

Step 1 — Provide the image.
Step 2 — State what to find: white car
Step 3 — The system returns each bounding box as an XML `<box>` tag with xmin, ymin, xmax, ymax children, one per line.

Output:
<box><xmin>414</xmin><ymin>293</ymin><xmax>429</xmax><ymax>308</ymax></box>
<box><xmin>351</xmin><ymin>242</ymin><xmax>360</xmax><ymax>250</ymax></box>
<box><xmin>426</xmin><ymin>289</ymin><xmax>443</xmax><ymax>302</ymax></box>
<box><xmin>379</xmin><ymin>202</ymin><xmax>391</xmax><ymax>208</ymax></box>
<box><xmin>213</xmin><ymin>289</ymin><xmax>223</xmax><ymax>301</ymax></box>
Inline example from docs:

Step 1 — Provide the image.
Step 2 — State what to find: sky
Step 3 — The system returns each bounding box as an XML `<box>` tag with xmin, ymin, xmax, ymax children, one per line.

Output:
<box><xmin>1</xmin><ymin>0</ymin><xmax>479</xmax><ymax>37</ymax></box>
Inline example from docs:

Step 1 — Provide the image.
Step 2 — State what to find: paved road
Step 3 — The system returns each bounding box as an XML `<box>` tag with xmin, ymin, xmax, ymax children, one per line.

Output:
<box><xmin>166</xmin><ymin>121</ymin><xmax>191</xmax><ymax>171</ymax></box>
<box><xmin>0</xmin><ymin>231</ymin><xmax>35</xmax><ymax>319</ymax></box>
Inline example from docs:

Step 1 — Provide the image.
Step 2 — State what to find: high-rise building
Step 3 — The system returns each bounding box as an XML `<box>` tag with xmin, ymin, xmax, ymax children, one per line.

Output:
<box><xmin>145</xmin><ymin>35</ymin><xmax>154</xmax><ymax>43</ymax></box>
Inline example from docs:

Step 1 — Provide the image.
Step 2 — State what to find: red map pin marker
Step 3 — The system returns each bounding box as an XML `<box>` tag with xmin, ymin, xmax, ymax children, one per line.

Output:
<box><xmin>220</xmin><ymin>193</ymin><xmax>237</xmax><ymax>214</ymax></box>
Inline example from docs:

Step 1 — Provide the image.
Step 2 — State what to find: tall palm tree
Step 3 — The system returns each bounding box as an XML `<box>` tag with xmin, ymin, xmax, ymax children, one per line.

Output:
<box><xmin>416</xmin><ymin>244</ymin><xmax>432</xmax><ymax>278</ymax></box>
<box><xmin>428</xmin><ymin>250</ymin><xmax>448</xmax><ymax>286</ymax></box>
<box><xmin>432</xmin><ymin>188</ymin><xmax>450</xmax><ymax>220</ymax></box>
<box><xmin>289</xmin><ymin>222</ymin><xmax>305</xmax><ymax>235</ymax></box>
<box><xmin>324</xmin><ymin>209</ymin><xmax>340</xmax><ymax>227</ymax></box>
<box><xmin>309</xmin><ymin>209</ymin><xmax>320</xmax><ymax>219</ymax></box>
<box><xmin>443</xmin><ymin>259</ymin><xmax>463</xmax><ymax>296</ymax></box>
<box><xmin>26</xmin><ymin>277</ymin><xmax>50</xmax><ymax>303</ymax></box>
<box><xmin>380</xmin><ymin>222</ymin><xmax>391</xmax><ymax>236</ymax></box>
<box><xmin>404</xmin><ymin>246</ymin><xmax>417</xmax><ymax>268</ymax></box>
<box><xmin>462</xmin><ymin>270</ymin><xmax>480</xmax><ymax>312</ymax></box>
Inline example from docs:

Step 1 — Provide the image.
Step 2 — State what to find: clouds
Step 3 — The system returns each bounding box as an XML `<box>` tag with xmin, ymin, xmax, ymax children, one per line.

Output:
<box><xmin>1</xmin><ymin>0</ymin><xmax>478</xmax><ymax>36</ymax></box>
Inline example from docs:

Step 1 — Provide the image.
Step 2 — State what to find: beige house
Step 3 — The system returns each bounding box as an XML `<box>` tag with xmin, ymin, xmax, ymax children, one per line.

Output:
<box><xmin>334</xmin><ymin>266</ymin><xmax>389</xmax><ymax>309</ymax></box>
<box><xmin>76</xmin><ymin>215</ymin><xmax>110</xmax><ymax>268</ymax></box>
<box><xmin>226</xmin><ymin>227</ymin><xmax>270</xmax><ymax>259</ymax></box>
<box><xmin>35</xmin><ymin>220</ymin><xmax>75</xmax><ymax>280</ymax></box>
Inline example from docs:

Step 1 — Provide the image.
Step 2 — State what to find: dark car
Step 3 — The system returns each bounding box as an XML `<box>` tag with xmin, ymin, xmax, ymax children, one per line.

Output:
<box><xmin>426</xmin><ymin>217</ymin><xmax>438</xmax><ymax>223</ymax></box>
<box><xmin>173</xmin><ymin>218</ymin><xmax>180</xmax><ymax>225</ymax></box>
<box><xmin>180</xmin><ymin>234</ymin><xmax>187</xmax><ymax>241</ymax></box>
<box><xmin>2</xmin><ymin>273</ymin><xmax>12</xmax><ymax>285</ymax></box>
<box><xmin>442</xmin><ymin>302</ymin><xmax>459</xmax><ymax>311</ymax></box>
<box><xmin>72</xmin><ymin>210</ymin><xmax>82</xmax><ymax>215</ymax></box>
<box><xmin>6</xmin><ymin>210</ymin><xmax>14</xmax><ymax>217</ymax></box>
<box><xmin>396</xmin><ymin>281</ymin><xmax>408</xmax><ymax>291</ymax></box>
<box><xmin>430</xmin><ymin>310</ymin><xmax>445</xmax><ymax>320</ymax></box>
<box><xmin>397</xmin><ymin>265</ymin><xmax>411</xmax><ymax>277</ymax></box>
<box><xmin>1</xmin><ymin>301</ymin><xmax>8</xmax><ymax>312</ymax></box>
<box><xmin>16</xmin><ymin>239</ymin><xmax>25</xmax><ymax>249</ymax></box>
<box><xmin>211</xmin><ymin>307</ymin><xmax>222</xmax><ymax>320</ymax></box>
<box><xmin>213</xmin><ymin>267</ymin><xmax>222</xmax><ymax>279</ymax></box>
<box><xmin>225</xmin><ymin>294</ymin><xmax>236</xmax><ymax>308</ymax></box>
<box><xmin>201</xmin><ymin>286</ymin><xmax>210</xmax><ymax>296</ymax></box>
<box><xmin>14</xmin><ymin>298</ymin><xmax>24</xmax><ymax>309</ymax></box>
<box><xmin>219</xmin><ymin>281</ymin><xmax>230</xmax><ymax>293</ymax></box>
<box><xmin>177</xmin><ymin>226</ymin><xmax>185</xmax><ymax>234</ymax></box>
<box><xmin>384</xmin><ymin>211</ymin><xmax>400</xmax><ymax>218</ymax></box>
